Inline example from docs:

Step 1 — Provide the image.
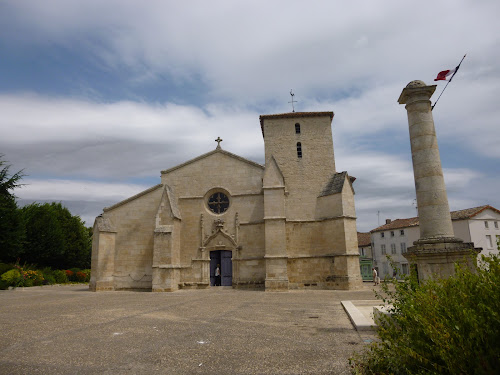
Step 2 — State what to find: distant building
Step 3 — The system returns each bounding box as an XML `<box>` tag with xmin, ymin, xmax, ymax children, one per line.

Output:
<box><xmin>357</xmin><ymin>232</ymin><xmax>373</xmax><ymax>281</ymax></box>
<box><xmin>370</xmin><ymin>205</ymin><xmax>500</xmax><ymax>280</ymax></box>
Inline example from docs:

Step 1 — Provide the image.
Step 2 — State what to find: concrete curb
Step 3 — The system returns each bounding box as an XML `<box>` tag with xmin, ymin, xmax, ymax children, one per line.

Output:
<box><xmin>341</xmin><ymin>300</ymin><xmax>377</xmax><ymax>331</ymax></box>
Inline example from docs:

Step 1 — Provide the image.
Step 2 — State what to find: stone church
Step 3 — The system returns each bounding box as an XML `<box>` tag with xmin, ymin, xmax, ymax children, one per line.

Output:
<box><xmin>90</xmin><ymin>111</ymin><xmax>362</xmax><ymax>292</ymax></box>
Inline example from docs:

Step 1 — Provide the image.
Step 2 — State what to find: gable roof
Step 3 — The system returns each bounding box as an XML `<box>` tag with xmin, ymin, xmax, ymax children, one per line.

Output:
<box><xmin>357</xmin><ymin>232</ymin><xmax>371</xmax><ymax>247</ymax></box>
<box><xmin>371</xmin><ymin>217</ymin><xmax>420</xmax><ymax>233</ymax></box>
<box><xmin>104</xmin><ymin>184</ymin><xmax>163</xmax><ymax>212</ymax></box>
<box><xmin>370</xmin><ymin>205</ymin><xmax>498</xmax><ymax>232</ymax></box>
<box><xmin>450</xmin><ymin>205</ymin><xmax>500</xmax><ymax>219</ymax></box>
<box><xmin>161</xmin><ymin>147</ymin><xmax>264</xmax><ymax>174</ymax></box>
<box><xmin>319</xmin><ymin>171</ymin><xmax>356</xmax><ymax>197</ymax></box>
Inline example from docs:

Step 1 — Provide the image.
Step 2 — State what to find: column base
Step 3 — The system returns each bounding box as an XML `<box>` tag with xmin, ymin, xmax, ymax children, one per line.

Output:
<box><xmin>89</xmin><ymin>279</ymin><xmax>114</xmax><ymax>291</ymax></box>
<box><xmin>404</xmin><ymin>239</ymin><xmax>481</xmax><ymax>281</ymax></box>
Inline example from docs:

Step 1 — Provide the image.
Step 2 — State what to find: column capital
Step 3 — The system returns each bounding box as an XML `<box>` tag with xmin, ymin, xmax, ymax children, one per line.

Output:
<box><xmin>398</xmin><ymin>80</ymin><xmax>437</xmax><ymax>105</ymax></box>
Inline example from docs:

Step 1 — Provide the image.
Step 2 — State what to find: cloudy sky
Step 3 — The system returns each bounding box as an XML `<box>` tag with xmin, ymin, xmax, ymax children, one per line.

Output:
<box><xmin>1</xmin><ymin>0</ymin><xmax>499</xmax><ymax>231</ymax></box>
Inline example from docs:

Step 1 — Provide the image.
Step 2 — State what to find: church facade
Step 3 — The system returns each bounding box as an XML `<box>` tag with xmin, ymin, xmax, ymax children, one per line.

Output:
<box><xmin>90</xmin><ymin>112</ymin><xmax>363</xmax><ymax>292</ymax></box>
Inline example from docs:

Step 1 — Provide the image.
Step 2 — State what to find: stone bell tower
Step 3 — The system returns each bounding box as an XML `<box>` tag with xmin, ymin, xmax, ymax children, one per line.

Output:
<box><xmin>259</xmin><ymin>112</ymin><xmax>361</xmax><ymax>291</ymax></box>
<box><xmin>398</xmin><ymin>80</ymin><xmax>480</xmax><ymax>281</ymax></box>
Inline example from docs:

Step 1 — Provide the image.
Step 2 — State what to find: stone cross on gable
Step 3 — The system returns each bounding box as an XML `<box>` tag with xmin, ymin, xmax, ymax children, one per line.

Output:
<box><xmin>215</xmin><ymin>136</ymin><xmax>223</xmax><ymax>149</ymax></box>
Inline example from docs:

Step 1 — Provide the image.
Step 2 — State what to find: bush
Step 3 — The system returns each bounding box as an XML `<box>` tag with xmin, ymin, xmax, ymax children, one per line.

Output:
<box><xmin>81</xmin><ymin>269</ymin><xmax>91</xmax><ymax>282</ymax></box>
<box><xmin>1</xmin><ymin>269</ymin><xmax>22</xmax><ymax>287</ymax></box>
<box><xmin>68</xmin><ymin>268</ymin><xmax>80</xmax><ymax>282</ymax></box>
<box><xmin>23</xmin><ymin>269</ymin><xmax>44</xmax><ymax>286</ymax></box>
<box><xmin>350</xmin><ymin>254</ymin><xmax>500</xmax><ymax>374</ymax></box>
<box><xmin>65</xmin><ymin>269</ymin><xmax>74</xmax><ymax>281</ymax></box>
<box><xmin>54</xmin><ymin>270</ymin><xmax>68</xmax><ymax>284</ymax></box>
<box><xmin>43</xmin><ymin>274</ymin><xmax>56</xmax><ymax>285</ymax></box>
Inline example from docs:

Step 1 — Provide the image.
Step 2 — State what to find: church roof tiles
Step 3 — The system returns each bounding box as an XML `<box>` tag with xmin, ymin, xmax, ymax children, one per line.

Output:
<box><xmin>319</xmin><ymin>171</ymin><xmax>355</xmax><ymax>197</ymax></box>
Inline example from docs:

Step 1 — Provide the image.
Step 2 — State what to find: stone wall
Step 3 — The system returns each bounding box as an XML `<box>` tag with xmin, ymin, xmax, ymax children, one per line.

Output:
<box><xmin>262</xmin><ymin>114</ymin><xmax>336</xmax><ymax>221</ymax></box>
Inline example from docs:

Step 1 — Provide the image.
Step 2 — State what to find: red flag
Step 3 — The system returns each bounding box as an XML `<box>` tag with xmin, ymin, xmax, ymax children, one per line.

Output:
<box><xmin>434</xmin><ymin>68</ymin><xmax>456</xmax><ymax>81</ymax></box>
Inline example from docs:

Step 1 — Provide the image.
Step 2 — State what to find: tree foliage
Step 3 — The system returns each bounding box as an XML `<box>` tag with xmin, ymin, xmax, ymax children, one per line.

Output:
<box><xmin>350</xmin><ymin>254</ymin><xmax>500</xmax><ymax>375</ymax></box>
<box><xmin>0</xmin><ymin>154</ymin><xmax>91</xmax><ymax>269</ymax></box>
<box><xmin>0</xmin><ymin>156</ymin><xmax>25</xmax><ymax>261</ymax></box>
<box><xmin>22</xmin><ymin>202</ymin><xmax>91</xmax><ymax>269</ymax></box>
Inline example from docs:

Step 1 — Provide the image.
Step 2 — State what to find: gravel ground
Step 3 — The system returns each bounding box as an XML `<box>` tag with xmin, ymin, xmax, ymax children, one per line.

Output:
<box><xmin>0</xmin><ymin>284</ymin><xmax>379</xmax><ymax>374</ymax></box>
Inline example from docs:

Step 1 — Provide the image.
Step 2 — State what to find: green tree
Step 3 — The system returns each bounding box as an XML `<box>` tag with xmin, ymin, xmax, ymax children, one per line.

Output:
<box><xmin>22</xmin><ymin>203</ymin><xmax>65</xmax><ymax>267</ymax></box>
<box><xmin>0</xmin><ymin>155</ymin><xmax>25</xmax><ymax>262</ymax></box>
<box><xmin>21</xmin><ymin>202</ymin><xmax>91</xmax><ymax>269</ymax></box>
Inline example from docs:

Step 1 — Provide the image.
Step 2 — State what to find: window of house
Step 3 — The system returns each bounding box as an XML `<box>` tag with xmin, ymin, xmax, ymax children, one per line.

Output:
<box><xmin>381</xmin><ymin>244</ymin><xmax>386</xmax><ymax>255</ymax></box>
<box><xmin>296</xmin><ymin>142</ymin><xmax>302</xmax><ymax>158</ymax></box>
<box><xmin>381</xmin><ymin>232</ymin><xmax>385</xmax><ymax>238</ymax></box>
<box><xmin>391</xmin><ymin>243</ymin><xmax>396</xmax><ymax>254</ymax></box>
<box><xmin>401</xmin><ymin>242</ymin><xmax>407</xmax><ymax>253</ymax></box>
<box><xmin>295</xmin><ymin>123</ymin><xmax>301</xmax><ymax>134</ymax></box>
<box><xmin>400</xmin><ymin>230</ymin><xmax>405</xmax><ymax>235</ymax></box>
<box><xmin>390</xmin><ymin>231</ymin><xmax>395</xmax><ymax>237</ymax></box>
<box><xmin>485</xmin><ymin>221</ymin><xmax>489</xmax><ymax>229</ymax></box>
<box><xmin>486</xmin><ymin>235</ymin><xmax>493</xmax><ymax>248</ymax></box>
<box><xmin>495</xmin><ymin>221</ymin><xmax>498</xmax><ymax>229</ymax></box>
<box><xmin>360</xmin><ymin>248</ymin><xmax>365</xmax><ymax>256</ymax></box>
<box><xmin>402</xmin><ymin>263</ymin><xmax>409</xmax><ymax>275</ymax></box>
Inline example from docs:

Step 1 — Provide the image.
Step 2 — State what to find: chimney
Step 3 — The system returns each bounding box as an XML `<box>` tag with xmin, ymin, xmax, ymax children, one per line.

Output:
<box><xmin>385</xmin><ymin>219</ymin><xmax>392</xmax><ymax>224</ymax></box>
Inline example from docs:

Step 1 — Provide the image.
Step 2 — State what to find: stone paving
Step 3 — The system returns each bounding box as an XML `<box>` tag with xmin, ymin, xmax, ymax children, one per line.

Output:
<box><xmin>0</xmin><ymin>284</ymin><xmax>381</xmax><ymax>374</ymax></box>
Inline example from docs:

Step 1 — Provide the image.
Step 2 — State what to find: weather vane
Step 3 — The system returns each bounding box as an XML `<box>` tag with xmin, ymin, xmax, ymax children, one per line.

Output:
<box><xmin>288</xmin><ymin>90</ymin><xmax>297</xmax><ymax>112</ymax></box>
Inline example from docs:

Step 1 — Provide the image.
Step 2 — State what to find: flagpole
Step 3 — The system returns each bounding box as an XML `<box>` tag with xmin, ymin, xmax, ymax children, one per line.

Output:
<box><xmin>431</xmin><ymin>54</ymin><xmax>466</xmax><ymax>111</ymax></box>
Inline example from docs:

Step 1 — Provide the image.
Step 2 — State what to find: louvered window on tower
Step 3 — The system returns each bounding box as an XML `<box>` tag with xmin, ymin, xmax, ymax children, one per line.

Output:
<box><xmin>296</xmin><ymin>142</ymin><xmax>302</xmax><ymax>158</ymax></box>
<box><xmin>295</xmin><ymin>123</ymin><xmax>301</xmax><ymax>134</ymax></box>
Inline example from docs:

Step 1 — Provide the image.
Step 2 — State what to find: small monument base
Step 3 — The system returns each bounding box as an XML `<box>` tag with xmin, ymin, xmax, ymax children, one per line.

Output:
<box><xmin>404</xmin><ymin>238</ymin><xmax>480</xmax><ymax>282</ymax></box>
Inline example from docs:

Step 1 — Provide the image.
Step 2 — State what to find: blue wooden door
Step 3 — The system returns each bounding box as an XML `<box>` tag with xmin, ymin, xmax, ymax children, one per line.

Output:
<box><xmin>221</xmin><ymin>250</ymin><xmax>232</xmax><ymax>286</ymax></box>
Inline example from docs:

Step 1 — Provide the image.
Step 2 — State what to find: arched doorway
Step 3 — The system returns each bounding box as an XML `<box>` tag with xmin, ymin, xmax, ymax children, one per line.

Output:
<box><xmin>210</xmin><ymin>250</ymin><xmax>232</xmax><ymax>286</ymax></box>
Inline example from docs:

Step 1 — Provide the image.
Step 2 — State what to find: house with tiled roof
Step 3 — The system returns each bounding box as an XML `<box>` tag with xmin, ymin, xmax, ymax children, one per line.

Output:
<box><xmin>370</xmin><ymin>205</ymin><xmax>500</xmax><ymax>280</ymax></box>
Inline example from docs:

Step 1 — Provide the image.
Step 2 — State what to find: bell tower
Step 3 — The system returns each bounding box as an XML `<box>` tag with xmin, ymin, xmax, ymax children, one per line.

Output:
<box><xmin>260</xmin><ymin>112</ymin><xmax>340</xmax><ymax>291</ymax></box>
<box><xmin>260</xmin><ymin>112</ymin><xmax>336</xmax><ymax>220</ymax></box>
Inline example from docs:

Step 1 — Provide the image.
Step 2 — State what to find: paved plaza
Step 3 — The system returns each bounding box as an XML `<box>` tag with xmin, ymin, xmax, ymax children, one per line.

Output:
<box><xmin>0</xmin><ymin>284</ymin><xmax>380</xmax><ymax>374</ymax></box>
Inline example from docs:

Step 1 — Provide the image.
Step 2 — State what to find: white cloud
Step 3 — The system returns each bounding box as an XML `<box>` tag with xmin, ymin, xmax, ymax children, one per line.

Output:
<box><xmin>4</xmin><ymin>1</ymin><xmax>500</xmax><ymax>103</ymax></box>
<box><xmin>2</xmin><ymin>0</ymin><xmax>499</xmax><ymax>232</ymax></box>
<box><xmin>18</xmin><ymin>178</ymin><xmax>149</xmax><ymax>203</ymax></box>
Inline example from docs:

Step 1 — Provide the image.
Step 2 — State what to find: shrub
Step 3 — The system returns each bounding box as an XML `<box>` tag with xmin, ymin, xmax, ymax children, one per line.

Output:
<box><xmin>0</xmin><ymin>263</ymin><xmax>14</xmax><ymax>276</ymax></box>
<box><xmin>54</xmin><ymin>270</ymin><xmax>68</xmax><ymax>284</ymax></box>
<box><xmin>65</xmin><ymin>269</ymin><xmax>74</xmax><ymax>280</ymax></box>
<box><xmin>350</xmin><ymin>254</ymin><xmax>500</xmax><ymax>374</ymax></box>
<box><xmin>1</xmin><ymin>269</ymin><xmax>22</xmax><ymax>287</ymax></box>
<box><xmin>81</xmin><ymin>269</ymin><xmax>91</xmax><ymax>282</ymax></box>
<box><xmin>43</xmin><ymin>274</ymin><xmax>56</xmax><ymax>285</ymax></box>
<box><xmin>75</xmin><ymin>271</ymin><xmax>87</xmax><ymax>282</ymax></box>
<box><xmin>23</xmin><ymin>269</ymin><xmax>44</xmax><ymax>286</ymax></box>
<box><xmin>68</xmin><ymin>268</ymin><xmax>80</xmax><ymax>282</ymax></box>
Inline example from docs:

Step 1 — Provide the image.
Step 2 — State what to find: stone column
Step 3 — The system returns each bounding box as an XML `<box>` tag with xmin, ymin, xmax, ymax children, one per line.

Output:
<box><xmin>398</xmin><ymin>80</ymin><xmax>480</xmax><ymax>281</ymax></box>
<box><xmin>398</xmin><ymin>80</ymin><xmax>455</xmax><ymax>241</ymax></box>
